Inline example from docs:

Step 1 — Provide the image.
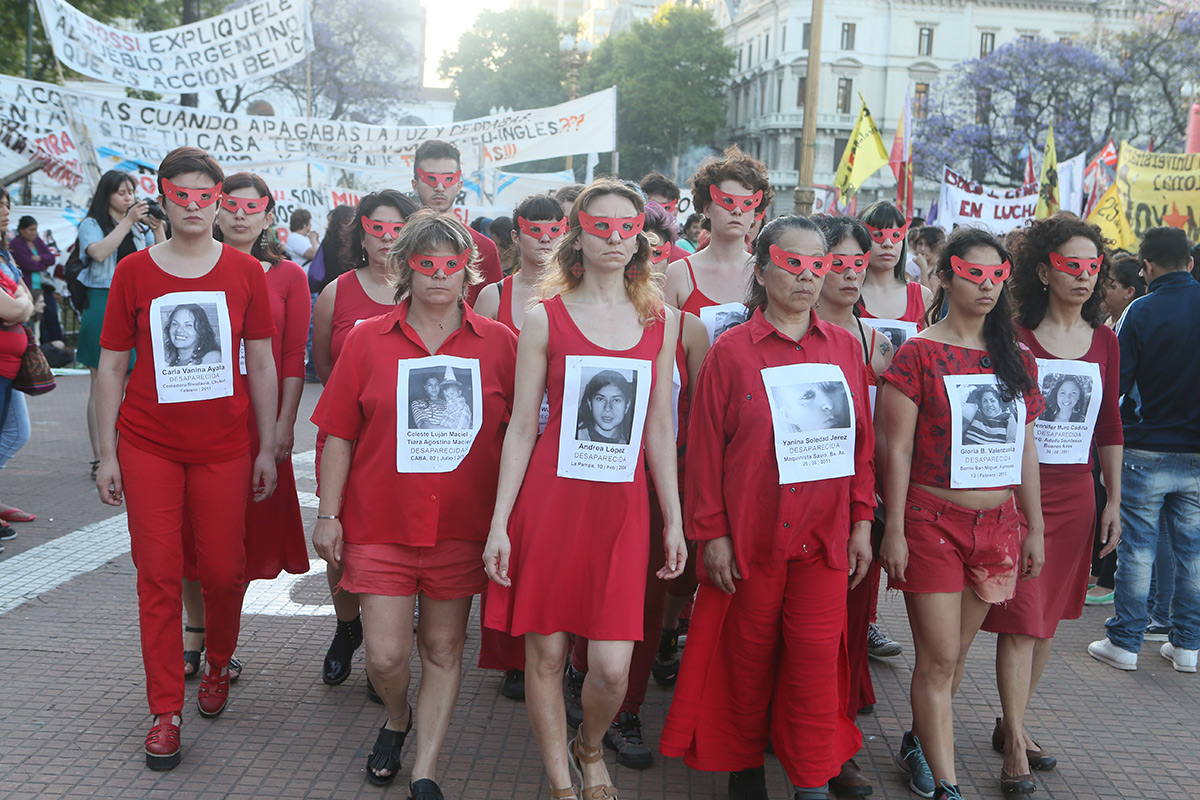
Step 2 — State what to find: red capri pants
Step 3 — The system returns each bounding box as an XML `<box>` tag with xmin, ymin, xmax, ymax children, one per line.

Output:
<box><xmin>660</xmin><ymin>555</ymin><xmax>861</xmax><ymax>787</ymax></box>
<box><xmin>121</xmin><ymin>439</ymin><xmax>250</xmax><ymax>716</ymax></box>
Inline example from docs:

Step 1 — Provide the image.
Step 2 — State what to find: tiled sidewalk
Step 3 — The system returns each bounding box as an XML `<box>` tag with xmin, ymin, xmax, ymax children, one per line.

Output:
<box><xmin>1</xmin><ymin>378</ymin><xmax>1196</xmax><ymax>799</ymax></box>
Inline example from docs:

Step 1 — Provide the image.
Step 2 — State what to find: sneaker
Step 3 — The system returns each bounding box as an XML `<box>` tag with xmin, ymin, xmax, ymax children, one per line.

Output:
<box><xmin>564</xmin><ymin>664</ymin><xmax>585</xmax><ymax>731</ymax></box>
<box><xmin>0</xmin><ymin>524</ymin><xmax>16</xmax><ymax>541</ymax></box>
<box><xmin>1160</xmin><ymin>642</ymin><xmax>1199</xmax><ymax>673</ymax></box>
<box><xmin>652</xmin><ymin>627</ymin><xmax>680</xmax><ymax>687</ymax></box>
<box><xmin>1084</xmin><ymin>589</ymin><xmax>1114</xmax><ymax>605</ymax></box>
<box><xmin>1144</xmin><ymin>623</ymin><xmax>1171</xmax><ymax>643</ymax></box>
<box><xmin>933</xmin><ymin>781</ymin><xmax>963</xmax><ymax>800</ymax></box>
<box><xmin>868</xmin><ymin>623</ymin><xmax>902</xmax><ymax>658</ymax></box>
<box><xmin>603</xmin><ymin>711</ymin><xmax>653</xmax><ymax>769</ymax></box>
<box><xmin>1087</xmin><ymin>638</ymin><xmax>1138</xmax><ymax>671</ymax></box>
<box><xmin>500</xmin><ymin>669</ymin><xmax>525</xmax><ymax>700</ymax></box>
<box><xmin>894</xmin><ymin>730</ymin><xmax>935</xmax><ymax>798</ymax></box>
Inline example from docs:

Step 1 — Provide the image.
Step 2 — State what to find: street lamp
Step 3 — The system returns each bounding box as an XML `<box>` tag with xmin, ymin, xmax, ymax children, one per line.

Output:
<box><xmin>560</xmin><ymin>34</ymin><xmax>593</xmax><ymax>170</ymax></box>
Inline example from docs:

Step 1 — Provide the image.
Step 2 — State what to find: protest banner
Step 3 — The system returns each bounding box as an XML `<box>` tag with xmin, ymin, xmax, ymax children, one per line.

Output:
<box><xmin>1115</xmin><ymin>142</ymin><xmax>1200</xmax><ymax>241</ymax></box>
<box><xmin>1086</xmin><ymin>183</ymin><xmax>1136</xmax><ymax>251</ymax></box>
<box><xmin>936</xmin><ymin>166</ymin><xmax>1039</xmax><ymax>233</ymax></box>
<box><xmin>1057</xmin><ymin>152</ymin><xmax>1086</xmax><ymax>216</ymax></box>
<box><xmin>35</xmin><ymin>0</ymin><xmax>312</xmax><ymax>92</ymax></box>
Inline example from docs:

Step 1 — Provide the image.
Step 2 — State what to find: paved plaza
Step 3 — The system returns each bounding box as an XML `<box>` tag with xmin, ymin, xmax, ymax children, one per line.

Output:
<box><xmin>1</xmin><ymin>377</ymin><xmax>1196</xmax><ymax>800</ymax></box>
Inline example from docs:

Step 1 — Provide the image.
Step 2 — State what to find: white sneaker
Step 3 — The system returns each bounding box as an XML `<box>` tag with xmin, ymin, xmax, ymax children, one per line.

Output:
<box><xmin>1088</xmin><ymin>638</ymin><xmax>1138</xmax><ymax>670</ymax></box>
<box><xmin>1160</xmin><ymin>643</ymin><xmax>1198</xmax><ymax>673</ymax></box>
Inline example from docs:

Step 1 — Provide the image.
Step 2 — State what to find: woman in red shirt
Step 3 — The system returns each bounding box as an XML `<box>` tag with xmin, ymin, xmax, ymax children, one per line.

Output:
<box><xmin>857</xmin><ymin>201</ymin><xmax>933</xmax><ymax>330</ymax></box>
<box><xmin>178</xmin><ymin>172</ymin><xmax>312</xmax><ymax>678</ymax></box>
<box><xmin>483</xmin><ymin>180</ymin><xmax>686</xmax><ymax>800</ymax></box>
<box><xmin>879</xmin><ymin>226</ymin><xmax>1045</xmax><ymax>800</ymax></box>
<box><xmin>981</xmin><ymin>216</ymin><xmax>1122</xmax><ymax>785</ymax></box>
<box><xmin>94</xmin><ymin>147</ymin><xmax>279</xmax><ymax>771</ymax></box>
<box><xmin>660</xmin><ymin>215</ymin><xmax>875</xmax><ymax>800</ymax></box>
<box><xmin>310</xmin><ymin>189</ymin><xmax>416</xmax><ymax>693</ymax></box>
<box><xmin>312</xmin><ymin>210</ymin><xmax>517</xmax><ymax>795</ymax></box>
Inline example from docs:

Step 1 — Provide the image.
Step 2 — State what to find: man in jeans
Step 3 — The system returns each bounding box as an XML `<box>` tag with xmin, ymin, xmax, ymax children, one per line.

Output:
<box><xmin>1089</xmin><ymin>227</ymin><xmax>1200</xmax><ymax>673</ymax></box>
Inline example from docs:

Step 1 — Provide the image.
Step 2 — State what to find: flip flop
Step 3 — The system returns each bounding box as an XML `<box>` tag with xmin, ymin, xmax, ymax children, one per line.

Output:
<box><xmin>0</xmin><ymin>508</ymin><xmax>36</xmax><ymax>523</ymax></box>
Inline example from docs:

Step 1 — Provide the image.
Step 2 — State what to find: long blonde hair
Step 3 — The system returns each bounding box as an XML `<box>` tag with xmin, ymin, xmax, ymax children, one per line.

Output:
<box><xmin>386</xmin><ymin>209</ymin><xmax>482</xmax><ymax>302</ymax></box>
<box><xmin>538</xmin><ymin>179</ymin><xmax>665</xmax><ymax>326</ymax></box>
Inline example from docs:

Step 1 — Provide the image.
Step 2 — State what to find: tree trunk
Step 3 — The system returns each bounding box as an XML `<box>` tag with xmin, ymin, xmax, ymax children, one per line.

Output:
<box><xmin>180</xmin><ymin>0</ymin><xmax>201</xmax><ymax>107</ymax></box>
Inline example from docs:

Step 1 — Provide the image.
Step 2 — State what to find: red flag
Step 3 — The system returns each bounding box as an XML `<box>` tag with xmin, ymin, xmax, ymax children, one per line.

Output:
<box><xmin>1023</xmin><ymin>149</ymin><xmax>1036</xmax><ymax>188</ymax></box>
<box><xmin>890</xmin><ymin>88</ymin><xmax>914</xmax><ymax>219</ymax></box>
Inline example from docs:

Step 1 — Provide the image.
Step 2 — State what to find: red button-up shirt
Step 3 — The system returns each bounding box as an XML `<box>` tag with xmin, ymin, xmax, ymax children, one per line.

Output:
<box><xmin>311</xmin><ymin>300</ymin><xmax>517</xmax><ymax>546</ymax></box>
<box><xmin>685</xmin><ymin>307</ymin><xmax>876</xmax><ymax>571</ymax></box>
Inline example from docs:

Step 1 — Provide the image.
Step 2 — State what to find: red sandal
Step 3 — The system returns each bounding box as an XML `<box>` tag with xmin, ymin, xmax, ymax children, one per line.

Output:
<box><xmin>0</xmin><ymin>507</ymin><xmax>35</xmax><ymax>523</ymax></box>
<box><xmin>145</xmin><ymin>713</ymin><xmax>181</xmax><ymax>770</ymax></box>
<box><xmin>197</xmin><ymin>665</ymin><xmax>231</xmax><ymax>718</ymax></box>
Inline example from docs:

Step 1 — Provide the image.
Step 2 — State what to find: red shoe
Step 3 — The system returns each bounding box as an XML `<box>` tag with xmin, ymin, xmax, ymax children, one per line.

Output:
<box><xmin>145</xmin><ymin>713</ymin><xmax>181</xmax><ymax>770</ymax></box>
<box><xmin>197</xmin><ymin>665</ymin><xmax>231</xmax><ymax>717</ymax></box>
<box><xmin>0</xmin><ymin>507</ymin><xmax>35</xmax><ymax>522</ymax></box>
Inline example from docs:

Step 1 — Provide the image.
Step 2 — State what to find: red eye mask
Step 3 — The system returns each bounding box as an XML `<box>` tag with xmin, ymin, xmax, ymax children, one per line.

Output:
<box><xmin>829</xmin><ymin>253</ymin><xmax>870</xmax><ymax>274</ymax></box>
<box><xmin>408</xmin><ymin>251</ymin><xmax>470</xmax><ymax>276</ymax></box>
<box><xmin>650</xmin><ymin>240</ymin><xmax>672</xmax><ymax>265</ymax></box>
<box><xmin>708</xmin><ymin>184</ymin><xmax>762</xmax><ymax>213</ymax></box>
<box><xmin>362</xmin><ymin>217</ymin><xmax>404</xmax><ymax>238</ymax></box>
<box><xmin>518</xmin><ymin>217</ymin><xmax>568</xmax><ymax>240</ymax></box>
<box><xmin>661</xmin><ymin>199</ymin><xmax>679</xmax><ymax>215</ymax></box>
<box><xmin>161</xmin><ymin>178</ymin><xmax>221</xmax><ymax>209</ymax></box>
<box><xmin>577</xmin><ymin>210</ymin><xmax>645</xmax><ymax>239</ymax></box>
<box><xmin>769</xmin><ymin>244</ymin><xmax>830</xmax><ymax>276</ymax></box>
<box><xmin>951</xmin><ymin>255</ymin><xmax>1011</xmax><ymax>284</ymax></box>
<box><xmin>1049</xmin><ymin>251</ymin><xmax>1102</xmax><ymax>277</ymax></box>
<box><xmin>416</xmin><ymin>168</ymin><xmax>461</xmax><ymax>190</ymax></box>
<box><xmin>218</xmin><ymin>194</ymin><xmax>270</xmax><ymax>215</ymax></box>
<box><xmin>865</xmin><ymin>221</ymin><xmax>911</xmax><ymax>245</ymax></box>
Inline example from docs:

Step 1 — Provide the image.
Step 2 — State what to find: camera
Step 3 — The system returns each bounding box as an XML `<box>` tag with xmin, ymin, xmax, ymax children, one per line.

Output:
<box><xmin>145</xmin><ymin>198</ymin><xmax>168</xmax><ymax>222</ymax></box>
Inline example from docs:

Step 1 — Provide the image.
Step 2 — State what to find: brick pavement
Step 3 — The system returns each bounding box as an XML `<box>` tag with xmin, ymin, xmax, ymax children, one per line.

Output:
<box><xmin>1</xmin><ymin>376</ymin><xmax>1197</xmax><ymax>799</ymax></box>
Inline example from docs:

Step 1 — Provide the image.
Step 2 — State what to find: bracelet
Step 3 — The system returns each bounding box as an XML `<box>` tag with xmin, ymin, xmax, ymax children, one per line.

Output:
<box><xmin>316</xmin><ymin>514</ymin><xmax>338</xmax><ymax>520</ymax></box>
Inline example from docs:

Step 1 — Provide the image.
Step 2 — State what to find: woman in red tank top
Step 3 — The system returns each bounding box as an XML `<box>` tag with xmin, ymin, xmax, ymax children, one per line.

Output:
<box><xmin>857</xmin><ymin>200</ymin><xmax>933</xmax><ymax>328</ymax></box>
<box><xmin>310</xmin><ymin>189</ymin><xmax>416</xmax><ymax>697</ymax></box>
<box><xmin>483</xmin><ymin>181</ymin><xmax>686</xmax><ymax>800</ymax></box>
<box><xmin>474</xmin><ymin>194</ymin><xmax>567</xmax><ymax>334</ymax></box>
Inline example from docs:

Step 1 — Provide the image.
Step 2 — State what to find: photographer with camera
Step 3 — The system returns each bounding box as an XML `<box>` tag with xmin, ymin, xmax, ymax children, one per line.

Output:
<box><xmin>77</xmin><ymin>170</ymin><xmax>165</xmax><ymax>479</ymax></box>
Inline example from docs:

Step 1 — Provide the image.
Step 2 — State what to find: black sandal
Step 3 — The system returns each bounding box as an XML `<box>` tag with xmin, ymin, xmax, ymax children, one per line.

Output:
<box><xmin>183</xmin><ymin>626</ymin><xmax>205</xmax><ymax>680</ymax></box>
<box><xmin>409</xmin><ymin>778</ymin><xmax>445</xmax><ymax>800</ymax></box>
<box><xmin>228</xmin><ymin>656</ymin><xmax>243</xmax><ymax>684</ymax></box>
<box><xmin>366</xmin><ymin>705</ymin><xmax>413</xmax><ymax>786</ymax></box>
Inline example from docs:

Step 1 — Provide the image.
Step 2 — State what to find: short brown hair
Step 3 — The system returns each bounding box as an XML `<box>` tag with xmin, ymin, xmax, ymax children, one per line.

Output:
<box><xmin>387</xmin><ymin>209</ymin><xmax>481</xmax><ymax>302</ymax></box>
<box><xmin>690</xmin><ymin>145</ymin><xmax>773</xmax><ymax>214</ymax></box>
<box><xmin>157</xmin><ymin>147</ymin><xmax>223</xmax><ymax>195</ymax></box>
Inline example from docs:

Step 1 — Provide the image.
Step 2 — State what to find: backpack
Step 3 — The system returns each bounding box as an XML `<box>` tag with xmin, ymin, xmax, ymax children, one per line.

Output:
<box><xmin>63</xmin><ymin>239</ymin><xmax>89</xmax><ymax>312</ymax></box>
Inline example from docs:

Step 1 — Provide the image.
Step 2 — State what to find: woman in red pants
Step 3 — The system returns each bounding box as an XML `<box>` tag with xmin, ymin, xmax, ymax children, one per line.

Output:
<box><xmin>95</xmin><ymin>147</ymin><xmax>279</xmax><ymax>770</ymax></box>
<box><xmin>660</xmin><ymin>214</ymin><xmax>876</xmax><ymax>800</ymax></box>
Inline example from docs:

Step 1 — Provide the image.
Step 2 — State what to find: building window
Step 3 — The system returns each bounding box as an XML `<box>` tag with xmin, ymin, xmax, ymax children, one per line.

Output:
<box><xmin>841</xmin><ymin>23</ymin><xmax>856</xmax><ymax>51</ymax></box>
<box><xmin>794</xmin><ymin>137</ymin><xmax>804</xmax><ymax>171</ymax></box>
<box><xmin>913</xmin><ymin>82</ymin><xmax>929</xmax><ymax>119</ymax></box>
<box><xmin>836</xmin><ymin>78</ymin><xmax>853</xmax><ymax>114</ymax></box>
<box><xmin>796</xmin><ymin>76</ymin><xmax>807</xmax><ymax>107</ymax></box>
<box><xmin>781</xmin><ymin>25</ymin><xmax>786</xmax><ymax>51</ymax></box>
<box><xmin>1019</xmin><ymin>34</ymin><xmax>1035</xmax><ymax>43</ymax></box>
<box><xmin>1059</xmin><ymin>36</ymin><xmax>1073</xmax><ymax>45</ymax></box>
<box><xmin>980</xmin><ymin>32</ymin><xmax>995</xmax><ymax>57</ymax></box>
<box><xmin>777</xmin><ymin>78</ymin><xmax>783</xmax><ymax>111</ymax></box>
<box><xmin>765</xmin><ymin>34</ymin><xmax>770</xmax><ymax>57</ymax></box>
<box><xmin>975</xmin><ymin>88</ymin><xmax>991</xmax><ymax>124</ymax></box>
<box><xmin>737</xmin><ymin>51</ymin><xmax>742</xmax><ymax>72</ymax></box>
<box><xmin>833</xmin><ymin>137</ymin><xmax>850</xmax><ymax>172</ymax></box>
<box><xmin>918</xmin><ymin>27</ymin><xmax>934</xmax><ymax>56</ymax></box>
<box><xmin>802</xmin><ymin>23</ymin><xmax>811</xmax><ymax>50</ymax></box>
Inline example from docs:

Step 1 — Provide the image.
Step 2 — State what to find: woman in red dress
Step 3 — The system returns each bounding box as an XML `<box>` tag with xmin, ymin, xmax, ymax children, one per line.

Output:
<box><xmin>310</xmin><ymin>189</ymin><xmax>417</xmax><ymax>693</ymax></box>
<box><xmin>879</xmin><ymin>226</ymin><xmax>1045</xmax><ymax>800</ymax></box>
<box><xmin>179</xmin><ymin>172</ymin><xmax>311</xmax><ymax>679</ymax></box>
<box><xmin>660</xmin><ymin>215</ymin><xmax>875</xmax><ymax>800</ymax></box>
<box><xmin>312</xmin><ymin>210</ymin><xmax>517</xmax><ymax>795</ymax></box>
<box><xmin>95</xmin><ymin>147</ymin><xmax>279</xmax><ymax>770</ymax></box>
<box><xmin>981</xmin><ymin>216</ymin><xmax>1122</xmax><ymax>786</ymax></box>
<box><xmin>483</xmin><ymin>180</ymin><xmax>687</xmax><ymax>800</ymax></box>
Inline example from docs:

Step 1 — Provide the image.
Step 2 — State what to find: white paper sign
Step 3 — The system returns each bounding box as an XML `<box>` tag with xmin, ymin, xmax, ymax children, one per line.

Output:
<box><xmin>861</xmin><ymin>318</ymin><xmax>918</xmax><ymax>352</ymax></box>
<box><xmin>944</xmin><ymin>375</ymin><xmax>1027</xmax><ymax>488</ymax></box>
<box><xmin>396</xmin><ymin>356</ymin><xmax>482</xmax><ymax>473</ymax></box>
<box><xmin>538</xmin><ymin>390</ymin><xmax>550</xmax><ymax>435</ymax></box>
<box><xmin>557</xmin><ymin>355</ymin><xmax>652</xmax><ymax>483</ymax></box>
<box><xmin>149</xmin><ymin>291</ymin><xmax>234</xmax><ymax>404</ymax></box>
<box><xmin>762</xmin><ymin>363</ymin><xmax>856</xmax><ymax>485</ymax></box>
<box><xmin>698</xmin><ymin>302</ymin><xmax>748</xmax><ymax>345</ymax></box>
<box><xmin>1033</xmin><ymin>359</ymin><xmax>1102</xmax><ymax>464</ymax></box>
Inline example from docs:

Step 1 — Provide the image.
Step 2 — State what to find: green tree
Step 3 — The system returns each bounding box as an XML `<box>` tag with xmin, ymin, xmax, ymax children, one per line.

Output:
<box><xmin>580</xmin><ymin>5</ymin><xmax>733</xmax><ymax>179</ymax></box>
<box><xmin>439</xmin><ymin>9</ymin><xmax>570</xmax><ymax>121</ymax></box>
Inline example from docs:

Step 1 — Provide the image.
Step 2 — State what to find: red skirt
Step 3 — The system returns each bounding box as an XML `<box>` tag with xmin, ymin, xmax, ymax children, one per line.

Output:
<box><xmin>982</xmin><ymin>470</ymin><xmax>1095</xmax><ymax>639</ymax></box>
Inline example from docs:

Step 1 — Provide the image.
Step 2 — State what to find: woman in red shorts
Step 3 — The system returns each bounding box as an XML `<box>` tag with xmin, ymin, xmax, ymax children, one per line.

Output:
<box><xmin>981</xmin><ymin>216</ymin><xmax>1122</xmax><ymax>788</ymax></box>
<box><xmin>879</xmin><ymin>226</ymin><xmax>1045</xmax><ymax>800</ymax></box>
<box><xmin>660</xmin><ymin>214</ymin><xmax>875</xmax><ymax>800</ymax></box>
<box><xmin>95</xmin><ymin>147</ymin><xmax>279</xmax><ymax>770</ymax></box>
<box><xmin>179</xmin><ymin>172</ymin><xmax>311</xmax><ymax>679</ymax></box>
<box><xmin>310</xmin><ymin>189</ymin><xmax>417</xmax><ymax>693</ymax></box>
<box><xmin>312</xmin><ymin>210</ymin><xmax>517</xmax><ymax>796</ymax></box>
<box><xmin>483</xmin><ymin>180</ymin><xmax>687</xmax><ymax>800</ymax></box>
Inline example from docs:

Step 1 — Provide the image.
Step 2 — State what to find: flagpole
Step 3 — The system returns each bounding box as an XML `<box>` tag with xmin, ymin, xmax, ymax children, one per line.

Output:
<box><xmin>793</xmin><ymin>0</ymin><xmax>824</xmax><ymax>215</ymax></box>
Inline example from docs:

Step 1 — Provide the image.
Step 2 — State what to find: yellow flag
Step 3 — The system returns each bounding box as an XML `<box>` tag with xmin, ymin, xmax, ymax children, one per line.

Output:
<box><xmin>1035</xmin><ymin>123</ymin><xmax>1059</xmax><ymax>219</ymax></box>
<box><xmin>1087</xmin><ymin>183</ymin><xmax>1136</xmax><ymax>251</ymax></box>
<box><xmin>835</xmin><ymin>94</ymin><xmax>889</xmax><ymax>205</ymax></box>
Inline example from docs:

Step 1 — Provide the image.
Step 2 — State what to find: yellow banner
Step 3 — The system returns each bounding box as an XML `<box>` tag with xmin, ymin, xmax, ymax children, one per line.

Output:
<box><xmin>1115</xmin><ymin>142</ymin><xmax>1200</xmax><ymax>241</ymax></box>
<box><xmin>1086</xmin><ymin>183</ymin><xmax>1136</xmax><ymax>251</ymax></box>
<box><xmin>1035</xmin><ymin>124</ymin><xmax>1059</xmax><ymax>219</ymax></box>
<box><xmin>835</xmin><ymin>95</ymin><xmax>889</xmax><ymax>205</ymax></box>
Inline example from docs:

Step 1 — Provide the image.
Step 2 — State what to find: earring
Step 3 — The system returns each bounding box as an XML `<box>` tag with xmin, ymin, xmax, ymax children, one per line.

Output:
<box><xmin>568</xmin><ymin>260</ymin><xmax>584</xmax><ymax>279</ymax></box>
<box><xmin>625</xmin><ymin>262</ymin><xmax>641</xmax><ymax>281</ymax></box>
<box><xmin>259</xmin><ymin>231</ymin><xmax>268</xmax><ymax>247</ymax></box>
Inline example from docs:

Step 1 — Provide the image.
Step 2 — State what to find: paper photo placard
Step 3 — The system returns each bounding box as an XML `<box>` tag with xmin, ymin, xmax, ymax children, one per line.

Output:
<box><xmin>557</xmin><ymin>355</ymin><xmax>653</xmax><ymax>483</ymax></box>
<box><xmin>699</xmin><ymin>302</ymin><xmax>748</xmax><ymax>345</ymax></box>
<box><xmin>861</xmin><ymin>318</ymin><xmax>919</xmax><ymax>352</ymax></box>
<box><xmin>397</xmin><ymin>355</ymin><xmax>483</xmax><ymax>473</ymax></box>
<box><xmin>944</xmin><ymin>374</ymin><xmax>1027</xmax><ymax>488</ymax></box>
<box><xmin>149</xmin><ymin>291</ymin><xmax>234</xmax><ymax>404</ymax></box>
<box><xmin>1034</xmin><ymin>359</ymin><xmax>1102</xmax><ymax>465</ymax></box>
<box><xmin>762</xmin><ymin>363</ymin><xmax>856</xmax><ymax>485</ymax></box>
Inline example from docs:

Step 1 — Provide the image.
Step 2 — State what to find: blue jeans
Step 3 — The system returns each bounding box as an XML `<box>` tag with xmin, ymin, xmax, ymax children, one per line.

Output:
<box><xmin>1149</xmin><ymin>514</ymin><xmax>1175</xmax><ymax>627</ymax></box>
<box><xmin>0</xmin><ymin>390</ymin><xmax>30</xmax><ymax>468</ymax></box>
<box><xmin>1107</xmin><ymin>449</ymin><xmax>1200</xmax><ymax>652</ymax></box>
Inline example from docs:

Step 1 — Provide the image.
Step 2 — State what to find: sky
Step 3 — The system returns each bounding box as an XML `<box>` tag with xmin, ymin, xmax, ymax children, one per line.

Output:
<box><xmin>422</xmin><ymin>0</ymin><xmax>512</xmax><ymax>87</ymax></box>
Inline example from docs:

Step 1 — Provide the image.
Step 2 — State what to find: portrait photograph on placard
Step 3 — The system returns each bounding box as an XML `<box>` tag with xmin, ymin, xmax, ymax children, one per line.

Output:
<box><xmin>148</xmin><ymin>291</ymin><xmax>235</xmax><ymax>404</ymax></box>
<box><xmin>408</xmin><ymin>365</ymin><xmax>476</xmax><ymax>432</ymax></box>
<box><xmin>161</xmin><ymin>302</ymin><xmax>222</xmax><ymax>367</ymax></box>
<box><xmin>698</xmin><ymin>302</ymin><xmax>748</xmax><ymax>344</ymax></box>
<box><xmin>769</xmin><ymin>381</ymin><xmax>852</xmax><ymax>433</ymax></box>
<box><xmin>574</xmin><ymin>367</ymin><xmax>638</xmax><ymax>445</ymax></box>
<box><xmin>960</xmin><ymin>385</ymin><xmax>1019</xmax><ymax>446</ymax></box>
<box><xmin>943</xmin><ymin>374</ymin><xmax>1026</xmax><ymax>489</ymax></box>
<box><xmin>861</xmin><ymin>318</ymin><xmax>918</xmax><ymax>351</ymax></box>
<box><xmin>396</xmin><ymin>356</ymin><xmax>482</xmax><ymax>473</ymax></box>
<box><xmin>761</xmin><ymin>363</ymin><xmax>856</xmax><ymax>485</ymax></box>
<box><xmin>1039</xmin><ymin>372</ymin><xmax>1093</xmax><ymax>424</ymax></box>
<box><xmin>1032</xmin><ymin>359</ymin><xmax>1103</xmax><ymax>464</ymax></box>
<box><xmin>557</xmin><ymin>355</ymin><xmax>653</xmax><ymax>483</ymax></box>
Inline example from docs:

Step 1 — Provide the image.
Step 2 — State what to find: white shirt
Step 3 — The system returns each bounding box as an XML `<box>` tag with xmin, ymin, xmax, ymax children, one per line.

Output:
<box><xmin>285</xmin><ymin>231</ymin><xmax>315</xmax><ymax>269</ymax></box>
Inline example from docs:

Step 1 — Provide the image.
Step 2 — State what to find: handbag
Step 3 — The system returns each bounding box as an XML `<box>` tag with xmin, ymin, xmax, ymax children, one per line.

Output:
<box><xmin>64</xmin><ymin>239</ymin><xmax>90</xmax><ymax>312</ymax></box>
<box><xmin>14</xmin><ymin>325</ymin><xmax>56</xmax><ymax>395</ymax></box>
